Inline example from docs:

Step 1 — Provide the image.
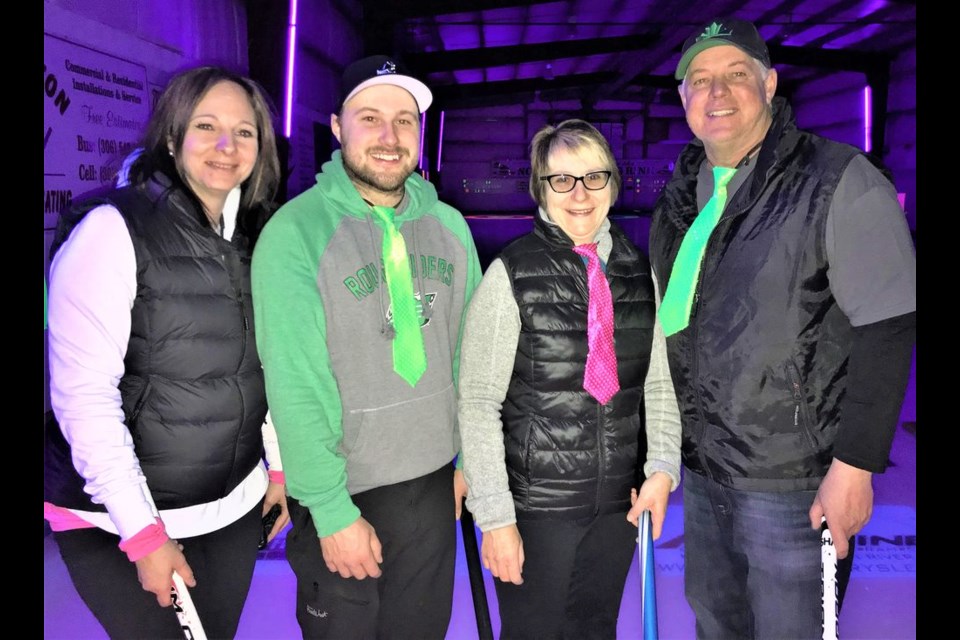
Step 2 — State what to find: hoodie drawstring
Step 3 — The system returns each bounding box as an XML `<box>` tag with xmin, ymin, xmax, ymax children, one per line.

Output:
<box><xmin>411</xmin><ymin>220</ymin><xmax>432</xmax><ymax>321</ymax></box>
<box><xmin>364</xmin><ymin>210</ymin><xmax>394</xmax><ymax>340</ymax></box>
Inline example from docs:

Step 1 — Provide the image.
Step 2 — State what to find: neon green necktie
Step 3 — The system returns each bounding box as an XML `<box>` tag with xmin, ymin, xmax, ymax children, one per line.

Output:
<box><xmin>659</xmin><ymin>166</ymin><xmax>738</xmax><ymax>337</ymax></box>
<box><xmin>371</xmin><ymin>205</ymin><xmax>427</xmax><ymax>387</ymax></box>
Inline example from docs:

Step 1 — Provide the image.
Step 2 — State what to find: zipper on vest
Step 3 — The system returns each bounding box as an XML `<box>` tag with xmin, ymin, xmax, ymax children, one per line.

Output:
<box><xmin>690</xmin><ymin>295</ymin><xmax>713</xmax><ymax>479</ymax></box>
<box><xmin>226</xmin><ymin>251</ymin><xmax>247</xmax><ymax>495</ymax></box>
<box><xmin>689</xmin><ymin>208</ymin><xmax>739</xmax><ymax>479</ymax></box>
<box><xmin>686</xmin><ymin>158</ymin><xmax>768</xmax><ymax>478</ymax></box>
<box><xmin>237</xmin><ymin>308</ymin><xmax>247</xmax><ymax>372</ymax></box>
<box><xmin>221</xmin><ymin>251</ymin><xmax>249</xmax><ymax>372</ymax></box>
<box><xmin>689</xmin><ymin>208</ymin><xmax>734</xmax><ymax>322</ymax></box>
<box><xmin>239</xmin><ymin>293</ymin><xmax>249</xmax><ymax>368</ymax></box>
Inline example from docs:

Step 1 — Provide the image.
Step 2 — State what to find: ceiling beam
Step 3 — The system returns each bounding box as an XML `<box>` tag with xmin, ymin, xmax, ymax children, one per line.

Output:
<box><xmin>770</xmin><ymin>44</ymin><xmax>891</xmax><ymax>73</ymax></box>
<box><xmin>361</xmin><ymin>0</ymin><xmax>559</xmax><ymax>21</ymax></box>
<box><xmin>622</xmin><ymin>74</ymin><xmax>680</xmax><ymax>90</ymax></box>
<box><xmin>801</xmin><ymin>3</ymin><xmax>910</xmax><ymax>50</ymax></box>
<box><xmin>405</xmin><ymin>34</ymin><xmax>658</xmax><ymax>74</ymax></box>
<box><xmin>432</xmin><ymin>71</ymin><xmax>619</xmax><ymax>107</ymax></box>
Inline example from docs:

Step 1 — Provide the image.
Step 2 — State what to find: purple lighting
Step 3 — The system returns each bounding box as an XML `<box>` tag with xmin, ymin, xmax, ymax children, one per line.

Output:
<box><xmin>419</xmin><ymin>112</ymin><xmax>427</xmax><ymax>171</ymax></box>
<box><xmin>863</xmin><ymin>86</ymin><xmax>872</xmax><ymax>152</ymax></box>
<box><xmin>436</xmin><ymin>110</ymin><xmax>445</xmax><ymax>173</ymax></box>
<box><xmin>283</xmin><ymin>0</ymin><xmax>299</xmax><ymax>138</ymax></box>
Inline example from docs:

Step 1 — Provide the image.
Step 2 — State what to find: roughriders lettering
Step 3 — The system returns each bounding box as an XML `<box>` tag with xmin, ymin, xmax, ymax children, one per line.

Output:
<box><xmin>343</xmin><ymin>254</ymin><xmax>455</xmax><ymax>301</ymax></box>
<box><xmin>417</xmin><ymin>254</ymin><xmax>454</xmax><ymax>286</ymax></box>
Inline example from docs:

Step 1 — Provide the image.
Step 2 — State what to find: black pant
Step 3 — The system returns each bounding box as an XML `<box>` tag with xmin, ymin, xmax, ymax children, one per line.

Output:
<box><xmin>53</xmin><ymin>500</ymin><xmax>263</xmax><ymax>640</ymax></box>
<box><xmin>494</xmin><ymin>511</ymin><xmax>638</xmax><ymax>640</ymax></box>
<box><xmin>284</xmin><ymin>464</ymin><xmax>456</xmax><ymax>639</ymax></box>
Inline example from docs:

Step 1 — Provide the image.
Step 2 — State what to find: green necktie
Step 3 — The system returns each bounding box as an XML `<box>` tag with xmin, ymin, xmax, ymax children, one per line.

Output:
<box><xmin>371</xmin><ymin>205</ymin><xmax>427</xmax><ymax>387</ymax></box>
<box><xmin>659</xmin><ymin>165</ymin><xmax>738</xmax><ymax>337</ymax></box>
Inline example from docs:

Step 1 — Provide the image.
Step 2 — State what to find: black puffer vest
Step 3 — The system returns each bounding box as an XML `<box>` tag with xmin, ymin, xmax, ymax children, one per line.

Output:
<box><xmin>499</xmin><ymin>215</ymin><xmax>655</xmax><ymax>520</ymax></box>
<box><xmin>44</xmin><ymin>177</ymin><xmax>267</xmax><ymax>511</ymax></box>
<box><xmin>649</xmin><ymin>97</ymin><xmax>864</xmax><ymax>491</ymax></box>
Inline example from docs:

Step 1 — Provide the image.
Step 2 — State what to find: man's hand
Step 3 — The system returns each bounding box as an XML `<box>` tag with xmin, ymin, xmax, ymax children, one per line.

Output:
<box><xmin>135</xmin><ymin>539</ymin><xmax>195</xmax><ymax>607</ymax></box>
<box><xmin>626</xmin><ymin>472</ymin><xmax>672</xmax><ymax>540</ymax></box>
<box><xmin>809</xmin><ymin>458</ymin><xmax>874</xmax><ymax>559</ymax></box>
<box><xmin>454</xmin><ymin>468</ymin><xmax>468</xmax><ymax>520</ymax></box>
<box><xmin>481</xmin><ymin>524</ymin><xmax>524</xmax><ymax>585</ymax></box>
<box><xmin>319</xmin><ymin>516</ymin><xmax>383</xmax><ymax>579</ymax></box>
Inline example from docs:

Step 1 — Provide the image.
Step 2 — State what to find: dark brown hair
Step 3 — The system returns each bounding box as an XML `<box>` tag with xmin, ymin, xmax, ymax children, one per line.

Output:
<box><xmin>127</xmin><ymin>65</ymin><xmax>281</xmax><ymax>220</ymax></box>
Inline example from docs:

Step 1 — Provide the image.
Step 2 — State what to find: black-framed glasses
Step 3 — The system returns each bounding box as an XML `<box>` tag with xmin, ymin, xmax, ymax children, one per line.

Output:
<box><xmin>539</xmin><ymin>171</ymin><xmax>612</xmax><ymax>193</ymax></box>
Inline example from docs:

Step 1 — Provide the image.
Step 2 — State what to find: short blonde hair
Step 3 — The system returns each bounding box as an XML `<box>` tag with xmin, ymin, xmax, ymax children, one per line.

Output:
<box><xmin>528</xmin><ymin>119</ymin><xmax>621</xmax><ymax>209</ymax></box>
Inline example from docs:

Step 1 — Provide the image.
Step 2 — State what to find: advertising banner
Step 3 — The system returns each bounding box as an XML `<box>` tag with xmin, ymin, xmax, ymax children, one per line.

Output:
<box><xmin>44</xmin><ymin>34</ymin><xmax>150</xmax><ymax>229</ymax></box>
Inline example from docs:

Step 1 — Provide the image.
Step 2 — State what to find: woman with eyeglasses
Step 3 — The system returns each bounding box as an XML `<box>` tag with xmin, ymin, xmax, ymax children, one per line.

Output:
<box><xmin>457</xmin><ymin>119</ymin><xmax>681</xmax><ymax>638</ymax></box>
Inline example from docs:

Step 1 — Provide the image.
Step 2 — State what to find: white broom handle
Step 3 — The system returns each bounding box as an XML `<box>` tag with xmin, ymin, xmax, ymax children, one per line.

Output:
<box><xmin>821</xmin><ymin>517</ymin><xmax>839</xmax><ymax>640</ymax></box>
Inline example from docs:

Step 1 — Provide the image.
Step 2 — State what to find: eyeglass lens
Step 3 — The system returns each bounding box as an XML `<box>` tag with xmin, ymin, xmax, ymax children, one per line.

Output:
<box><xmin>547</xmin><ymin>172</ymin><xmax>610</xmax><ymax>193</ymax></box>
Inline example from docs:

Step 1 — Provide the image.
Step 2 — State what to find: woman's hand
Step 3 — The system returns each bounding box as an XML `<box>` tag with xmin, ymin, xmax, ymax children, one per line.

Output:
<box><xmin>626</xmin><ymin>471</ymin><xmax>672</xmax><ymax>540</ymax></box>
<box><xmin>135</xmin><ymin>539</ymin><xmax>195</xmax><ymax>607</ymax></box>
<box><xmin>481</xmin><ymin>524</ymin><xmax>525</xmax><ymax>585</ymax></box>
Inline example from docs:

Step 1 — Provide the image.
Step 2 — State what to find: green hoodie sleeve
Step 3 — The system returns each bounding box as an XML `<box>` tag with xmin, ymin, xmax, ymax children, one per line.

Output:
<box><xmin>252</xmin><ymin>206</ymin><xmax>360</xmax><ymax>537</ymax></box>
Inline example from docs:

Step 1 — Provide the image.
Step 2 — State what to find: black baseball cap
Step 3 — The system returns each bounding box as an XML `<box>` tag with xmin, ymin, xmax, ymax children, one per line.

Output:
<box><xmin>675</xmin><ymin>18</ymin><xmax>771</xmax><ymax>80</ymax></box>
<box><xmin>339</xmin><ymin>55</ymin><xmax>433</xmax><ymax>113</ymax></box>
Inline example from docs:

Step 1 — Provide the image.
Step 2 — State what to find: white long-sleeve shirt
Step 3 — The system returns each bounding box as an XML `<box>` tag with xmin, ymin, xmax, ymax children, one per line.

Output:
<box><xmin>46</xmin><ymin>190</ymin><xmax>281</xmax><ymax>541</ymax></box>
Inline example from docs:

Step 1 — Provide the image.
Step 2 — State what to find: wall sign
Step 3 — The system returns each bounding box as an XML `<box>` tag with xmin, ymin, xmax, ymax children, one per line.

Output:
<box><xmin>44</xmin><ymin>34</ymin><xmax>149</xmax><ymax>229</ymax></box>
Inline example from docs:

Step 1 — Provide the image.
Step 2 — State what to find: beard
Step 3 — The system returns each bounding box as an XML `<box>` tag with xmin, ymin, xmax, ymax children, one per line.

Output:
<box><xmin>341</xmin><ymin>147</ymin><xmax>417</xmax><ymax>196</ymax></box>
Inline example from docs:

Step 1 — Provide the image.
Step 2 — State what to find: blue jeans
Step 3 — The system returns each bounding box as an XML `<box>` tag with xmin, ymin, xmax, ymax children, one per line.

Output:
<box><xmin>683</xmin><ymin>470</ymin><xmax>826</xmax><ymax>639</ymax></box>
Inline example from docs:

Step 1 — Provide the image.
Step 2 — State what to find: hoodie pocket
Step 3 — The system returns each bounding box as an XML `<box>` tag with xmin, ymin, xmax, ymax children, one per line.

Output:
<box><xmin>341</xmin><ymin>407</ymin><xmax>366</xmax><ymax>455</ymax></box>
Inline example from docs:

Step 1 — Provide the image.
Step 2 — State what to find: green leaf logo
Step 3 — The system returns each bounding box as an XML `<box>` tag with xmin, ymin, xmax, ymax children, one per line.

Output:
<box><xmin>697</xmin><ymin>22</ymin><xmax>733</xmax><ymax>42</ymax></box>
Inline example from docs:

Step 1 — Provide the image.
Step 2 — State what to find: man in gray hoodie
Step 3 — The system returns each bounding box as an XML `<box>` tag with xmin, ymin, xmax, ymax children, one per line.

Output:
<box><xmin>252</xmin><ymin>55</ymin><xmax>481</xmax><ymax>639</ymax></box>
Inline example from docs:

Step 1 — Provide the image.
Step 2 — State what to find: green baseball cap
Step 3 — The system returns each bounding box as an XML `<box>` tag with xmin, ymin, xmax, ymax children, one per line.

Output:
<box><xmin>675</xmin><ymin>17</ymin><xmax>771</xmax><ymax>81</ymax></box>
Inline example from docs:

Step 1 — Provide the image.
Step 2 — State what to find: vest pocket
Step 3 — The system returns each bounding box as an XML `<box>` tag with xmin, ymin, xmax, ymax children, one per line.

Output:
<box><xmin>785</xmin><ymin>362</ymin><xmax>817</xmax><ymax>452</ymax></box>
<box><xmin>521</xmin><ymin>423</ymin><xmax>535</xmax><ymax>510</ymax></box>
<box><xmin>123</xmin><ymin>378</ymin><xmax>154</xmax><ymax>439</ymax></box>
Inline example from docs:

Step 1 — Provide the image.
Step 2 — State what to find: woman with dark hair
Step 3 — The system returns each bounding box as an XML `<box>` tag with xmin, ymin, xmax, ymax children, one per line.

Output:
<box><xmin>458</xmin><ymin>119</ymin><xmax>681</xmax><ymax>639</ymax></box>
<box><xmin>44</xmin><ymin>65</ymin><xmax>287</xmax><ymax>639</ymax></box>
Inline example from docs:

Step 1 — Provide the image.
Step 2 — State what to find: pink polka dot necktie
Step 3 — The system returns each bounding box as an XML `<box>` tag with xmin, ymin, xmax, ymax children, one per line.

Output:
<box><xmin>371</xmin><ymin>205</ymin><xmax>427</xmax><ymax>387</ymax></box>
<box><xmin>572</xmin><ymin>242</ymin><xmax>620</xmax><ymax>405</ymax></box>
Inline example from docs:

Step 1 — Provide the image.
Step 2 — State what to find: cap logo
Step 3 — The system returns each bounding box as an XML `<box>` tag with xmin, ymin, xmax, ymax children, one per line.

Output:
<box><xmin>376</xmin><ymin>61</ymin><xmax>397</xmax><ymax>76</ymax></box>
<box><xmin>696</xmin><ymin>22</ymin><xmax>732</xmax><ymax>42</ymax></box>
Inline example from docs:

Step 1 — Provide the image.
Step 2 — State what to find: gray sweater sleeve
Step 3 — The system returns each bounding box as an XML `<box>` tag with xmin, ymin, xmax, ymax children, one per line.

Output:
<box><xmin>458</xmin><ymin>258</ymin><xmax>521</xmax><ymax>532</ymax></box>
<box><xmin>459</xmin><ymin>236</ymin><xmax>683</xmax><ymax>532</ymax></box>
<box><xmin>644</xmin><ymin>272</ymin><xmax>682</xmax><ymax>491</ymax></box>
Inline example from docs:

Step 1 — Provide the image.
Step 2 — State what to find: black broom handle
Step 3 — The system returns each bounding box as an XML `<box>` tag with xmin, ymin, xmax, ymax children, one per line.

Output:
<box><xmin>460</xmin><ymin>500</ymin><xmax>494</xmax><ymax>640</ymax></box>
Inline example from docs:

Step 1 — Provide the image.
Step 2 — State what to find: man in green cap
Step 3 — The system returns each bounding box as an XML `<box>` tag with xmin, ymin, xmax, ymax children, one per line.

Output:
<box><xmin>649</xmin><ymin>16</ymin><xmax>916</xmax><ymax>638</ymax></box>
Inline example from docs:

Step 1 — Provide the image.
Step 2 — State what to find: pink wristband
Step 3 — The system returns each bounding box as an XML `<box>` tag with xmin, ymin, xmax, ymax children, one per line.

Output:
<box><xmin>118</xmin><ymin>518</ymin><xmax>169</xmax><ymax>562</ymax></box>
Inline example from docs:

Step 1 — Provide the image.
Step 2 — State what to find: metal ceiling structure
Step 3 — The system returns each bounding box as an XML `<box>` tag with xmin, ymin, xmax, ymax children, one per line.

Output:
<box><xmin>358</xmin><ymin>0</ymin><xmax>916</xmax><ymax>110</ymax></box>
